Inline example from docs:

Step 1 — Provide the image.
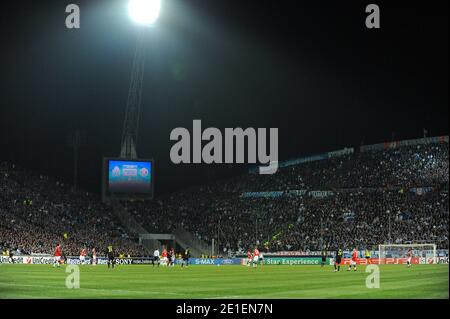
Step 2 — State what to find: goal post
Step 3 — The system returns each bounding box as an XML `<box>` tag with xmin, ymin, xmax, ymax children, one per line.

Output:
<box><xmin>378</xmin><ymin>244</ymin><xmax>437</xmax><ymax>265</ymax></box>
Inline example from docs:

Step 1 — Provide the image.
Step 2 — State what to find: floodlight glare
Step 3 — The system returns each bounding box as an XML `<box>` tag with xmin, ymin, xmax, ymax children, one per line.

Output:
<box><xmin>128</xmin><ymin>0</ymin><xmax>161</xmax><ymax>26</ymax></box>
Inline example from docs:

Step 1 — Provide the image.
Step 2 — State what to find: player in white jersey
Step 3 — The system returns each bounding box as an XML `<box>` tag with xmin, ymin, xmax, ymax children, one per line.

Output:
<box><xmin>406</xmin><ymin>248</ymin><xmax>413</xmax><ymax>268</ymax></box>
<box><xmin>92</xmin><ymin>248</ymin><xmax>97</xmax><ymax>266</ymax></box>
<box><xmin>170</xmin><ymin>248</ymin><xmax>176</xmax><ymax>267</ymax></box>
<box><xmin>153</xmin><ymin>248</ymin><xmax>160</xmax><ymax>267</ymax></box>
<box><xmin>259</xmin><ymin>251</ymin><xmax>264</xmax><ymax>266</ymax></box>
<box><xmin>79</xmin><ymin>247</ymin><xmax>87</xmax><ymax>265</ymax></box>
<box><xmin>253</xmin><ymin>247</ymin><xmax>260</xmax><ymax>268</ymax></box>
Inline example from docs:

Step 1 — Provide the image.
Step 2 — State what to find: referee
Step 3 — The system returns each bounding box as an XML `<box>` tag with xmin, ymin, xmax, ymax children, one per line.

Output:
<box><xmin>181</xmin><ymin>248</ymin><xmax>190</xmax><ymax>268</ymax></box>
<box><xmin>334</xmin><ymin>248</ymin><xmax>343</xmax><ymax>272</ymax></box>
<box><xmin>365</xmin><ymin>248</ymin><xmax>371</xmax><ymax>265</ymax></box>
<box><xmin>107</xmin><ymin>245</ymin><xmax>115</xmax><ymax>269</ymax></box>
<box><xmin>321</xmin><ymin>249</ymin><xmax>327</xmax><ymax>267</ymax></box>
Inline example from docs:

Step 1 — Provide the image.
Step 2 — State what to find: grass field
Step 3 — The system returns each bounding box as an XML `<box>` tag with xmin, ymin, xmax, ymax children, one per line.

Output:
<box><xmin>0</xmin><ymin>264</ymin><xmax>448</xmax><ymax>299</ymax></box>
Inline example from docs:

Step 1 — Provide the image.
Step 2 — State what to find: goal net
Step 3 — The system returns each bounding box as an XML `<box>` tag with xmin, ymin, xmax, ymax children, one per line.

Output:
<box><xmin>378</xmin><ymin>244</ymin><xmax>437</xmax><ymax>265</ymax></box>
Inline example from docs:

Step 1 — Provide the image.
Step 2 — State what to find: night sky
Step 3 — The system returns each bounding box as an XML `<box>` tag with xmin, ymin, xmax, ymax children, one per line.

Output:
<box><xmin>1</xmin><ymin>0</ymin><xmax>448</xmax><ymax>196</ymax></box>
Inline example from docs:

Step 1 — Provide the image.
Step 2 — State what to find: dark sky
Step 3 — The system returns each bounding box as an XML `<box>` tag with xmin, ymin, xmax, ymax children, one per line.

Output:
<box><xmin>1</xmin><ymin>0</ymin><xmax>448</xmax><ymax>196</ymax></box>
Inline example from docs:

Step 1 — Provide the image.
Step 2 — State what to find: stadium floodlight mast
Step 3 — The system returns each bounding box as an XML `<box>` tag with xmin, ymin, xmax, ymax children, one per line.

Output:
<box><xmin>120</xmin><ymin>0</ymin><xmax>161</xmax><ymax>159</ymax></box>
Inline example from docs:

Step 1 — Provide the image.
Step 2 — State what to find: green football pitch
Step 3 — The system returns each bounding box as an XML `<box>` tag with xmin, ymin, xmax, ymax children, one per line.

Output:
<box><xmin>0</xmin><ymin>264</ymin><xmax>448</xmax><ymax>299</ymax></box>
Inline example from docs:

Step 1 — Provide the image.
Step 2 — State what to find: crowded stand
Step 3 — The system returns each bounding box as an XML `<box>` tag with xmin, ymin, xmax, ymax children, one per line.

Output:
<box><xmin>202</xmin><ymin>142</ymin><xmax>449</xmax><ymax>193</ymax></box>
<box><xmin>124</xmin><ymin>138</ymin><xmax>449</xmax><ymax>254</ymax></box>
<box><xmin>1</xmin><ymin>137</ymin><xmax>448</xmax><ymax>257</ymax></box>
<box><xmin>0</xmin><ymin>162</ymin><xmax>146</xmax><ymax>257</ymax></box>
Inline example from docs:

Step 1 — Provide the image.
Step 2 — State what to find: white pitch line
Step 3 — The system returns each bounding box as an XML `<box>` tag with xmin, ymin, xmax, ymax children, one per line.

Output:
<box><xmin>206</xmin><ymin>295</ymin><xmax>244</xmax><ymax>299</ymax></box>
<box><xmin>0</xmin><ymin>282</ymin><xmax>188</xmax><ymax>297</ymax></box>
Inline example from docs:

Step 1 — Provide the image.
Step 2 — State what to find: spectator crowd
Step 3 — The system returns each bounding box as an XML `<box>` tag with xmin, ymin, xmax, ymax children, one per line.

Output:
<box><xmin>1</xmin><ymin>139</ymin><xmax>448</xmax><ymax>257</ymax></box>
<box><xmin>0</xmin><ymin>162</ymin><xmax>146</xmax><ymax>257</ymax></box>
<box><xmin>125</xmin><ymin>141</ymin><xmax>449</xmax><ymax>254</ymax></box>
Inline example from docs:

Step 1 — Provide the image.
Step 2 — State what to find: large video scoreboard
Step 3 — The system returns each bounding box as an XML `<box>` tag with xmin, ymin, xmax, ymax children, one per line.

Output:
<box><xmin>102</xmin><ymin>158</ymin><xmax>154</xmax><ymax>201</ymax></box>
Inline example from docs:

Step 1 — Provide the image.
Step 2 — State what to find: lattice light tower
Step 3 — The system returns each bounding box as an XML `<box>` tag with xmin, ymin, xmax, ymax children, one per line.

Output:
<box><xmin>120</xmin><ymin>0</ymin><xmax>161</xmax><ymax>159</ymax></box>
<box><xmin>120</xmin><ymin>30</ymin><xmax>146</xmax><ymax>159</ymax></box>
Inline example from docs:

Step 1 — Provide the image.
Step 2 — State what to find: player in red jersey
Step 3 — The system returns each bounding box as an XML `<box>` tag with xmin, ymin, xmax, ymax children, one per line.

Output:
<box><xmin>348</xmin><ymin>248</ymin><xmax>358</xmax><ymax>271</ymax></box>
<box><xmin>253</xmin><ymin>247</ymin><xmax>260</xmax><ymax>268</ymax></box>
<box><xmin>406</xmin><ymin>248</ymin><xmax>413</xmax><ymax>268</ymax></box>
<box><xmin>92</xmin><ymin>248</ymin><xmax>97</xmax><ymax>266</ymax></box>
<box><xmin>80</xmin><ymin>247</ymin><xmax>87</xmax><ymax>265</ymax></box>
<box><xmin>246</xmin><ymin>250</ymin><xmax>252</xmax><ymax>267</ymax></box>
<box><xmin>53</xmin><ymin>243</ymin><xmax>62</xmax><ymax>268</ymax></box>
<box><xmin>161</xmin><ymin>247</ymin><xmax>168</xmax><ymax>266</ymax></box>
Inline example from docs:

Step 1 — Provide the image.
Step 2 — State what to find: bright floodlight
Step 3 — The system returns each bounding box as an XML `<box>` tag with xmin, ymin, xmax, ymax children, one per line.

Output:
<box><xmin>128</xmin><ymin>0</ymin><xmax>161</xmax><ymax>26</ymax></box>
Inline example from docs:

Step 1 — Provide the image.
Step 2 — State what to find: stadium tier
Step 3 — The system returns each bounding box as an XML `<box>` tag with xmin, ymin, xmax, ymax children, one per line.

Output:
<box><xmin>1</xmin><ymin>137</ymin><xmax>448</xmax><ymax>257</ymax></box>
<box><xmin>0</xmin><ymin>162</ymin><xmax>146</xmax><ymax>257</ymax></box>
